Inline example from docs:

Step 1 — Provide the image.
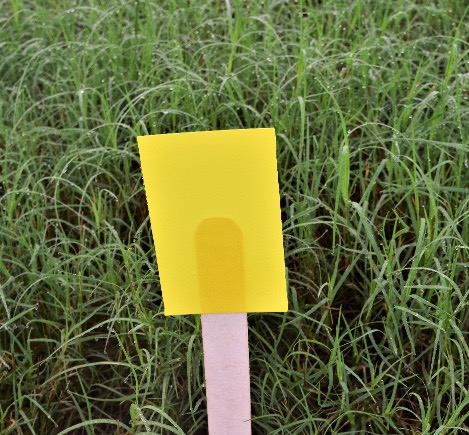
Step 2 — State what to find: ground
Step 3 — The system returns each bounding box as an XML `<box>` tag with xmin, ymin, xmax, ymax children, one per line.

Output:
<box><xmin>0</xmin><ymin>0</ymin><xmax>468</xmax><ymax>433</ymax></box>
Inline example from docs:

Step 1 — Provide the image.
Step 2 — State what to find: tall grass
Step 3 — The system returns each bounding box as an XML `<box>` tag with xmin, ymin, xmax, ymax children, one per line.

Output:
<box><xmin>1</xmin><ymin>0</ymin><xmax>468</xmax><ymax>433</ymax></box>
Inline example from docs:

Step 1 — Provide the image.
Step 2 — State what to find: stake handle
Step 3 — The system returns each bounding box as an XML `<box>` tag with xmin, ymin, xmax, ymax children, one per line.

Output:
<box><xmin>201</xmin><ymin>313</ymin><xmax>251</xmax><ymax>434</ymax></box>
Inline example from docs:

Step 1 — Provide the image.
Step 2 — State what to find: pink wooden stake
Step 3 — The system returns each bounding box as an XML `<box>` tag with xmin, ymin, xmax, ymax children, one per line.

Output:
<box><xmin>201</xmin><ymin>313</ymin><xmax>251</xmax><ymax>434</ymax></box>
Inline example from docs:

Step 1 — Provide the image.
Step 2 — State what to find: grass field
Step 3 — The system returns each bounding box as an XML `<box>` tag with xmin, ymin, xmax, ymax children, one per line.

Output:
<box><xmin>1</xmin><ymin>0</ymin><xmax>468</xmax><ymax>433</ymax></box>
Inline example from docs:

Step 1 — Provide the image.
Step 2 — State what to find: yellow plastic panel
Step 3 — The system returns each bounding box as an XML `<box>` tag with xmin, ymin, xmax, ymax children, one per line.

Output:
<box><xmin>137</xmin><ymin>128</ymin><xmax>287</xmax><ymax>315</ymax></box>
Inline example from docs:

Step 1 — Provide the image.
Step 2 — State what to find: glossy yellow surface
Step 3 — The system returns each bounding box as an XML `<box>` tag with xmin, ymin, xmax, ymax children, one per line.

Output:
<box><xmin>137</xmin><ymin>128</ymin><xmax>287</xmax><ymax>315</ymax></box>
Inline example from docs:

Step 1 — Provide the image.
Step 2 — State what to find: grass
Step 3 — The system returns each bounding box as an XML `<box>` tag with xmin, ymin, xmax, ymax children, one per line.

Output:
<box><xmin>0</xmin><ymin>0</ymin><xmax>468</xmax><ymax>433</ymax></box>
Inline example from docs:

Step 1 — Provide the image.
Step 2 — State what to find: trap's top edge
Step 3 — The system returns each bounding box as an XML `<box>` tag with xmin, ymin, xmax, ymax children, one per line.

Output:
<box><xmin>137</xmin><ymin>127</ymin><xmax>275</xmax><ymax>141</ymax></box>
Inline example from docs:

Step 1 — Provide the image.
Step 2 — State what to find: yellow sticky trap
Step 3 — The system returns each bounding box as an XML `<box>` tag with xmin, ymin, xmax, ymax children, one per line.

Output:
<box><xmin>137</xmin><ymin>128</ymin><xmax>287</xmax><ymax>315</ymax></box>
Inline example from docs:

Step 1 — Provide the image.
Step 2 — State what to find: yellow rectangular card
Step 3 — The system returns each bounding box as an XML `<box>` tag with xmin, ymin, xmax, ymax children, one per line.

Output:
<box><xmin>137</xmin><ymin>128</ymin><xmax>287</xmax><ymax>315</ymax></box>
